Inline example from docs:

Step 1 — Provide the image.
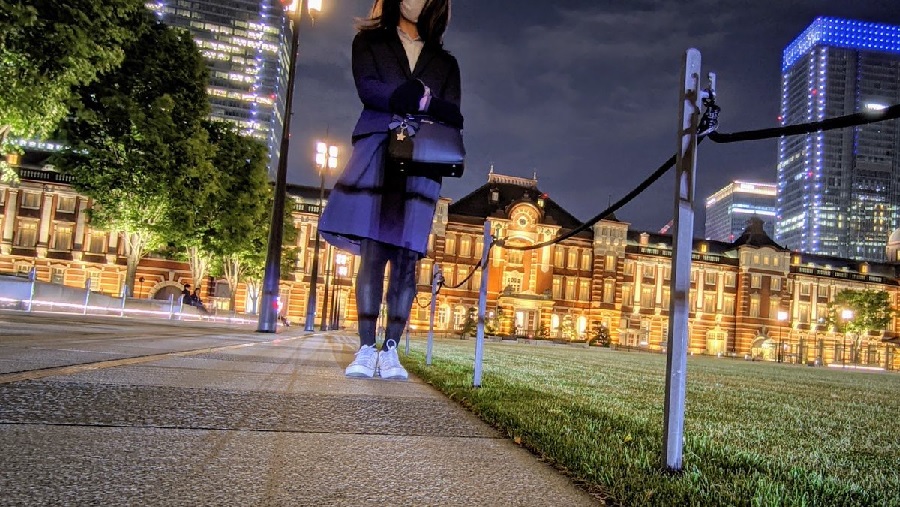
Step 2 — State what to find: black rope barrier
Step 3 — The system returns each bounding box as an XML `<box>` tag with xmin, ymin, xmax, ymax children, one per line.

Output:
<box><xmin>501</xmin><ymin>101</ymin><xmax>900</xmax><ymax>252</ymax></box>
<box><xmin>500</xmin><ymin>150</ymin><xmax>680</xmax><ymax>251</ymax></box>
<box><xmin>414</xmin><ymin>249</ymin><xmax>490</xmax><ymax>308</ymax></box>
<box><xmin>708</xmin><ymin>103</ymin><xmax>900</xmax><ymax>143</ymax></box>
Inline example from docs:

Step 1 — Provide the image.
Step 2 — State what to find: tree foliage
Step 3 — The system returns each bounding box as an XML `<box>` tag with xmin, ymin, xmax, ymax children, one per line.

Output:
<box><xmin>54</xmin><ymin>16</ymin><xmax>211</xmax><ymax>291</ymax></box>
<box><xmin>196</xmin><ymin>121</ymin><xmax>271</xmax><ymax>309</ymax></box>
<box><xmin>826</xmin><ymin>289</ymin><xmax>895</xmax><ymax>336</ymax></box>
<box><xmin>0</xmin><ymin>0</ymin><xmax>146</xmax><ymax>148</ymax></box>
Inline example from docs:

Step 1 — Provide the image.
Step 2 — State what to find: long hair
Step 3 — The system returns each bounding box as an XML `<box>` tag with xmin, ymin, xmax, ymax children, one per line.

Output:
<box><xmin>358</xmin><ymin>0</ymin><xmax>451</xmax><ymax>46</ymax></box>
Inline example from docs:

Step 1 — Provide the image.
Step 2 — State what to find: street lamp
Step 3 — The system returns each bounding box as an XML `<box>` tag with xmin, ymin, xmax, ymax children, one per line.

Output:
<box><xmin>841</xmin><ymin>308</ymin><xmax>854</xmax><ymax>368</ymax></box>
<box><xmin>305</xmin><ymin>141</ymin><xmax>338</xmax><ymax>331</ymax></box>
<box><xmin>777</xmin><ymin>310</ymin><xmax>788</xmax><ymax>363</ymax></box>
<box><xmin>257</xmin><ymin>0</ymin><xmax>322</xmax><ymax>333</ymax></box>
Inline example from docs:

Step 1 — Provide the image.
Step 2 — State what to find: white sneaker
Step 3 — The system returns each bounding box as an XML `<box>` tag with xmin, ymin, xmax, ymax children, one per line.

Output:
<box><xmin>377</xmin><ymin>342</ymin><xmax>408</xmax><ymax>380</ymax></box>
<box><xmin>345</xmin><ymin>345</ymin><xmax>378</xmax><ymax>378</ymax></box>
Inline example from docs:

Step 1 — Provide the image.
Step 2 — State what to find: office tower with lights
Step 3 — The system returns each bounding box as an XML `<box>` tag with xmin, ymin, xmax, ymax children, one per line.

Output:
<box><xmin>147</xmin><ymin>1</ymin><xmax>290</xmax><ymax>174</ymax></box>
<box><xmin>777</xmin><ymin>17</ymin><xmax>900</xmax><ymax>261</ymax></box>
<box><xmin>705</xmin><ymin>181</ymin><xmax>777</xmax><ymax>242</ymax></box>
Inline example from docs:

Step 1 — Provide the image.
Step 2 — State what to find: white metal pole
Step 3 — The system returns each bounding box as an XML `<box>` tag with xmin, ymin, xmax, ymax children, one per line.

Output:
<box><xmin>83</xmin><ymin>278</ymin><xmax>91</xmax><ymax>315</ymax></box>
<box><xmin>120</xmin><ymin>286</ymin><xmax>128</xmax><ymax>317</ymax></box>
<box><xmin>426</xmin><ymin>263</ymin><xmax>440</xmax><ymax>365</ymax></box>
<box><xmin>472</xmin><ymin>221</ymin><xmax>492</xmax><ymax>388</ymax></box>
<box><xmin>663</xmin><ymin>48</ymin><xmax>702</xmax><ymax>472</ymax></box>
<box><xmin>168</xmin><ymin>294</ymin><xmax>175</xmax><ymax>320</ymax></box>
<box><xmin>26</xmin><ymin>267</ymin><xmax>36</xmax><ymax>312</ymax></box>
<box><xmin>405</xmin><ymin>325</ymin><xmax>410</xmax><ymax>355</ymax></box>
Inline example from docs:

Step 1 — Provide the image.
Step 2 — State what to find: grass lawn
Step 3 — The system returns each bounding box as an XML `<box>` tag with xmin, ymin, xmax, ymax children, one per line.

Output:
<box><xmin>400</xmin><ymin>337</ymin><xmax>900</xmax><ymax>506</ymax></box>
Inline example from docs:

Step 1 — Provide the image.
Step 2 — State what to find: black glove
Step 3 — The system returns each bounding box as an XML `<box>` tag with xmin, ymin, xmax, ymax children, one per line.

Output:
<box><xmin>427</xmin><ymin>97</ymin><xmax>464</xmax><ymax>129</ymax></box>
<box><xmin>389</xmin><ymin>79</ymin><xmax>425</xmax><ymax>115</ymax></box>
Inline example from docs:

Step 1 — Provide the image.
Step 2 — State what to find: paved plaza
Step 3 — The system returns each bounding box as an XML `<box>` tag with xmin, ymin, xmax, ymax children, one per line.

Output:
<box><xmin>0</xmin><ymin>311</ymin><xmax>599</xmax><ymax>506</ymax></box>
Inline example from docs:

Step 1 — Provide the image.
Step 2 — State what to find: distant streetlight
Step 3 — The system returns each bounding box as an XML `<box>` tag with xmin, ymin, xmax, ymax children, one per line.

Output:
<box><xmin>257</xmin><ymin>0</ymin><xmax>323</xmax><ymax>333</ymax></box>
<box><xmin>304</xmin><ymin>140</ymin><xmax>338</xmax><ymax>332</ymax></box>
<box><xmin>841</xmin><ymin>308</ymin><xmax>854</xmax><ymax>367</ymax></box>
<box><xmin>777</xmin><ymin>310</ymin><xmax>789</xmax><ymax>363</ymax></box>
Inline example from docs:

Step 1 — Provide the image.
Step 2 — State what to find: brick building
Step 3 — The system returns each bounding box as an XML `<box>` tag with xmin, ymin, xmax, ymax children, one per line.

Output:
<box><xmin>2</xmin><ymin>154</ymin><xmax>898</xmax><ymax>369</ymax></box>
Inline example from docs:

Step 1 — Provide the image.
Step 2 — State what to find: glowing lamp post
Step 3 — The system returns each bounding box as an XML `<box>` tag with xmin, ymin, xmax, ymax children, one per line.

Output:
<box><xmin>305</xmin><ymin>141</ymin><xmax>338</xmax><ymax>331</ymax></box>
<box><xmin>777</xmin><ymin>310</ymin><xmax>789</xmax><ymax>363</ymax></box>
<box><xmin>257</xmin><ymin>0</ymin><xmax>323</xmax><ymax>333</ymax></box>
<box><xmin>841</xmin><ymin>309</ymin><xmax>854</xmax><ymax>367</ymax></box>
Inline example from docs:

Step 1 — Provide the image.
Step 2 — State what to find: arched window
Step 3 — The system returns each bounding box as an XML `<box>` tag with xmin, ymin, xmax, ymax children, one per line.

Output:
<box><xmin>453</xmin><ymin>306</ymin><xmax>467</xmax><ymax>331</ymax></box>
<box><xmin>577</xmin><ymin>316</ymin><xmax>587</xmax><ymax>337</ymax></box>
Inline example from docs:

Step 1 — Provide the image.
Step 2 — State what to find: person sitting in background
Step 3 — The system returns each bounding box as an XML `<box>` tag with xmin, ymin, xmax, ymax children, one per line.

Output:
<box><xmin>191</xmin><ymin>288</ymin><xmax>209</xmax><ymax>314</ymax></box>
<box><xmin>181</xmin><ymin>284</ymin><xmax>192</xmax><ymax>306</ymax></box>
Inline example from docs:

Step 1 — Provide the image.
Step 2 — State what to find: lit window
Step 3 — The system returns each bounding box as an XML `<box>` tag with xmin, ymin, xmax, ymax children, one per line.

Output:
<box><xmin>603</xmin><ymin>279</ymin><xmax>615</xmax><ymax>304</ymax></box>
<box><xmin>20</xmin><ymin>192</ymin><xmax>41</xmax><ymax>209</ymax></box>
<box><xmin>52</xmin><ymin>225</ymin><xmax>73</xmax><ymax>250</ymax></box>
<box><xmin>88</xmin><ymin>232</ymin><xmax>106</xmax><ymax>254</ymax></box>
<box><xmin>57</xmin><ymin>196</ymin><xmax>77</xmax><ymax>213</ymax></box>
<box><xmin>14</xmin><ymin>221</ymin><xmax>37</xmax><ymax>247</ymax></box>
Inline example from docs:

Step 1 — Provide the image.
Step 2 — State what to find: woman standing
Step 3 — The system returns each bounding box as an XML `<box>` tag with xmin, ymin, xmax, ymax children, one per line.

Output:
<box><xmin>318</xmin><ymin>0</ymin><xmax>462</xmax><ymax>380</ymax></box>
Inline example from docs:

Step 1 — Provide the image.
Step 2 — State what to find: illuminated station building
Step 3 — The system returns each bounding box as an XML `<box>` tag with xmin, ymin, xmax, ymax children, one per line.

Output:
<box><xmin>777</xmin><ymin>17</ymin><xmax>900</xmax><ymax>262</ymax></box>
<box><xmin>6</xmin><ymin>155</ymin><xmax>900</xmax><ymax>370</ymax></box>
<box><xmin>146</xmin><ymin>0</ymin><xmax>290</xmax><ymax>174</ymax></box>
<box><xmin>705</xmin><ymin>181</ymin><xmax>777</xmax><ymax>243</ymax></box>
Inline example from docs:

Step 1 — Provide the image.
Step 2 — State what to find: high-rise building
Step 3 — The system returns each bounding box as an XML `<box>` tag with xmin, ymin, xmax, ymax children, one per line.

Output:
<box><xmin>705</xmin><ymin>181</ymin><xmax>777</xmax><ymax>243</ymax></box>
<box><xmin>777</xmin><ymin>17</ymin><xmax>900</xmax><ymax>261</ymax></box>
<box><xmin>775</xmin><ymin>17</ymin><xmax>900</xmax><ymax>261</ymax></box>
<box><xmin>147</xmin><ymin>1</ymin><xmax>290</xmax><ymax>175</ymax></box>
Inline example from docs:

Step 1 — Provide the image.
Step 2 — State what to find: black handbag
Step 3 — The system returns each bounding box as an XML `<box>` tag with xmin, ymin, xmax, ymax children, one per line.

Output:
<box><xmin>385</xmin><ymin>114</ymin><xmax>465</xmax><ymax>178</ymax></box>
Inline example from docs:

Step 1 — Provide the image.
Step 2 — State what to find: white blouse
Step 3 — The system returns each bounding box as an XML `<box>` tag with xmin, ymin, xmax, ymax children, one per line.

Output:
<box><xmin>397</xmin><ymin>27</ymin><xmax>424</xmax><ymax>72</ymax></box>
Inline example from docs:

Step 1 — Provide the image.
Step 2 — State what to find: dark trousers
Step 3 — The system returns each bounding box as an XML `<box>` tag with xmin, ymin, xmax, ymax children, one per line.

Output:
<box><xmin>356</xmin><ymin>239</ymin><xmax>418</xmax><ymax>350</ymax></box>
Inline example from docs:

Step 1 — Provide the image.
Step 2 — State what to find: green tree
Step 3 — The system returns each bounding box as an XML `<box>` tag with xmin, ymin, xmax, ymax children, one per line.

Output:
<box><xmin>589</xmin><ymin>321</ymin><xmax>611</xmax><ymax>347</ymax></box>
<box><xmin>826</xmin><ymin>289</ymin><xmax>895</xmax><ymax>363</ymax></box>
<box><xmin>196</xmin><ymin>121</ymin><xmax>271</xmax><ymax>309</ymax></box>
<box><xmin>54</xmin><ymin>16</ymin><xmax>211</xmax><ymax>292</ymax></box>
<box><xmin>168</xmin><ymin>121</ymin><xmax>269</xmax><ymax>294</ymax></box>
<box><xmin>216</xmin><ymin>194</ymin><xmax>298</xmax><ymax>315</ymax></box>
<box><xmin>0</xmin><ymin>0</ymin><xmax>145</xmax><ymax>150</ymax></box>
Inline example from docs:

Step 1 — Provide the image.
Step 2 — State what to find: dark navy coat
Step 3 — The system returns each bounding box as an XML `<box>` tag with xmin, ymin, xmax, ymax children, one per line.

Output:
<box><xmin>351</xmin><ymin>27</ymin><xmax>462</xmax><ymax>139</ymax></box>
<box><xmin>318</xmin><ymin>27</ymin><xmax>463</xmax><ymax>258</ymax></box>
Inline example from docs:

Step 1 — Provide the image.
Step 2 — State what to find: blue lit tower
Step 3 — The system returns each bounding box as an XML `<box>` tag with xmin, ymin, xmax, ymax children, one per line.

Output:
<box><xmin>777</xmin><ymin>17</ymin><xmax>900</xmax><ymax>261</ymax></box>
<box><xmin>147</xmin><ymin>1</ymin><xmax>291</xmax><ymax>175</ymax></box>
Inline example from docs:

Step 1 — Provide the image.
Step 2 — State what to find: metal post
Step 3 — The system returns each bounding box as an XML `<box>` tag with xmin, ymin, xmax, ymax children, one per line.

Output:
<box><xmin>83</xmin><ymin>278</ymin><xmax>91</xmax><ymax>315</ymax></box>
<box><xmin>258</xmin><ymin>3</ymin><xmax>304</xmax><ymax>333</ymax></box>
<box><xmin>305</xmin><ymin>170</ymin><xmax>326</xmax><ymax>331</ymax></box>
<box><xmin>663</xmin><ymin>48</ymin><xmax>703</xmax><ymax>472</ymax></box>
<box><xmin>405</xmin><ymin>324</ymin><xmax>410</xmax><ymax>355</ymax></box>
<box><xmin>168</xmin><ymin>294</ymin><xmax>175</xmax><ymax>319</ymax></box>
<box><xmin>26</xmin><ymin>267</ymin><xmax>36</xmax><ymax>312</ymax></box>
<box><xmin>426</xmin><ymin>263</ymin><xmax>440</xmax><ymax>365</ymax></box>
<box><xmin>473</xmin><ymin>221</ymin><xmax>492</xmax><ymax>388</ymax></box>
<box><xmin>320</xmin><ymin>243</ymin><xmax>332</xmax><ymax>331</ymax></box>
<box><xmin>120</xmin><ymin>286</ymin><xmax>128</xmax><ymax>317</ymax></box>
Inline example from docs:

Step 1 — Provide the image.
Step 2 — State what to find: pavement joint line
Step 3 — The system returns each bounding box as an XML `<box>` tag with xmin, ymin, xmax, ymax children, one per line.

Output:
<box><xmin>0</xmin><ymin>334</ymin><xmax>308</xmax><ymax>385</ymax></box>
<box><xmin>0</xmin><ymin>421</ymin><xmax>505</xmax><ymax>439</ymax></box>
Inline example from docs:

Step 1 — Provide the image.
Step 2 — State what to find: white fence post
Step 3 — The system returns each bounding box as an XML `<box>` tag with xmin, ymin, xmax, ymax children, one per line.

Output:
<box><xmin>663</xmin><ymin>48</ymin><xmax>704</xmax><ymax>472</ymax></box>
<box><xmin>26</xmin><ymin>267</ymin><xmax>36</xmax><ymax>312</ymax></box>
<box><xmin>120</xmin><ymin>286</ymin><xmax>128</xmax><ymax>317</ymax></box>
<box><xmin>472</xmin><ymin>221</ymin><xmax>492</xmax><ymax>388</ymax></box>
<box><xmin>83</xmin><ymin>278</ymin><xmax>91</xmax><ymax>315</ymax></box>
<box><xmin>426</xmin><ymin>263</ymin><xmax>441</xmax><ymax>365</ymax></box>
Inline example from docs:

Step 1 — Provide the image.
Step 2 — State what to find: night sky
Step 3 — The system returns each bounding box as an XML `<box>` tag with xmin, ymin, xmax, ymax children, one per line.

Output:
<box><xmin>288</xmin><ymin>0</ymin><xmax>900</xmax><ymax>235</ymax></box>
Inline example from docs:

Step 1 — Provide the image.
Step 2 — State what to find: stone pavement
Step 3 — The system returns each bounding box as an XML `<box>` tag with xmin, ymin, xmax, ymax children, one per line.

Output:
<box><xmin>0</xmin><ymin>311</ymin><xmax>600</xmax><ymax>506</ymax></box>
